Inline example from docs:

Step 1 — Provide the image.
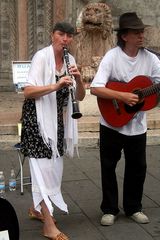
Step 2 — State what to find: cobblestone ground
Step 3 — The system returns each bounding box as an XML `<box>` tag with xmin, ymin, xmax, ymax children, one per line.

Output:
<box><xmin>0</xmin><ymin>146</ymin><xmax>159</xmax><ymax>240</ymax></box>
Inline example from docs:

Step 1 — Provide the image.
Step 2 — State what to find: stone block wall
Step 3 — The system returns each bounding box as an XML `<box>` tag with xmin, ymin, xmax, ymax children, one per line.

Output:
<box><xmin>1</xmin><ymin>0</ymin><xmax>160</xmax><ymax>90</ymax></box>
<box><xmin>106</xmin><ymin>0</ymin><xmax>160</xmax><ymax>50</ymax></box>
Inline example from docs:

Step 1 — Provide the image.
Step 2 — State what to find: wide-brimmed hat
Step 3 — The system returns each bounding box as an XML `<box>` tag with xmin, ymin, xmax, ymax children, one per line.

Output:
<box><xmin>53</xmin><ymin>21</ymin><xmax>75</xmax><ymax>34</ymax></box>
<box><xmin>114</xmin><ymin>12</ymin><xmax>148</xmax><ymax>31</ymax></box>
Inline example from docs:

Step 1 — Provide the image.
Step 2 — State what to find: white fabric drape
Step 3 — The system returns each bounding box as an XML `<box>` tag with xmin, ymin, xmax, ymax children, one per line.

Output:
<box><xmin>29</xmin><ymin>156</ymin><xmax>68</xmax><ymax>215</ymax></box>
<box><xmin>25</xmin><ymin>45</ymin><xmax>79</xmax><ymax>213</ymax></box>
<box><xmin>26</xmin><ymin>44</ymin><xmax>78</xmax><ymax>158</ymax></box>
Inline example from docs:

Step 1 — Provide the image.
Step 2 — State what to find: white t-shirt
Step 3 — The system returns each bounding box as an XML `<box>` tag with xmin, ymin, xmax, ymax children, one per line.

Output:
<box><xmin>91</xmin><ymin>46</ymin><xmax>160</xmax><ymax>135</ymax></box>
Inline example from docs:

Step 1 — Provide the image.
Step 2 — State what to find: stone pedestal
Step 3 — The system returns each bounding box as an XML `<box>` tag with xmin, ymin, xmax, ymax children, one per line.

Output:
<box><xmin>79</xmin><ymin>89</ymin><xmax>100</xmax><ymax>116</ymax></box>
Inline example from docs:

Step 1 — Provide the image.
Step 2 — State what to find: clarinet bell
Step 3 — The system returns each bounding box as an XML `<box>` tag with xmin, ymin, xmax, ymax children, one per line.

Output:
<box><xmin>72</xmin><ymin>112</ymin><xmax>82</xmax><ymax>119</ymax></box>
<box><xmin>72</xmin><ymin>101</ymin><xmax>82</xmax><ymax>119</ymax></box>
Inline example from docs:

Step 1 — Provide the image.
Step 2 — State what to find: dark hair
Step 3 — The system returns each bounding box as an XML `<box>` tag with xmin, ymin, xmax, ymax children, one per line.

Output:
<box><xmin>116</xmin><ymin>29</ymin><xmax>129</xmax><ymax>49</ymax></box>
<box><xmin>52</xmin><ymin>21</ymin><xmax>75</xmax><ymax>34</ymax></box>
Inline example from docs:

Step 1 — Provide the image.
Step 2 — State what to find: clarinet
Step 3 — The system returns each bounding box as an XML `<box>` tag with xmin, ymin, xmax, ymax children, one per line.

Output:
<box><xmin>63</xmin><ymin>46</ymin><xmax>82</xmax><ymax>119</ymax></box>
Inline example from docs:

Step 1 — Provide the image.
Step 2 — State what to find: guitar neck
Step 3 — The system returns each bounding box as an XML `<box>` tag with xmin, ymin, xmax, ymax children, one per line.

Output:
<box><xmin>137</xmin><ymin>82</ymin><xmax>160</xmax><ymax>98</ymax></box>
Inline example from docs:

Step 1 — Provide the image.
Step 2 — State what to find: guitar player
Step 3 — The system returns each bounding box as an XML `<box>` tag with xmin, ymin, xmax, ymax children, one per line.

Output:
<box><xmin>90</xmin><ymin>12</ymin><xmax>160</xmax><ymax>226</ymax></box>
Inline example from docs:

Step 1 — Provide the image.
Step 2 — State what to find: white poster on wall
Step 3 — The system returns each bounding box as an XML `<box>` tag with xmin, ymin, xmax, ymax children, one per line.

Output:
<box><xmin>12</xmin><ymin>61</ymin><xmax>31</xmax><ymax>92</ymax></box>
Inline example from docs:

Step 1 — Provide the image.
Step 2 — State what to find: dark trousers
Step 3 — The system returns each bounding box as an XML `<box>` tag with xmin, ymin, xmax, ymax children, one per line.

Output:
<box><xmin>100</xmin><ymin>124</ymin><xmax>147</xmax><ymax>216</ymax></box>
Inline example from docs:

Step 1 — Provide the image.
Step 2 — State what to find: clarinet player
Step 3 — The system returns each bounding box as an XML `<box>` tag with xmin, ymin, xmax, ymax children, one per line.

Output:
<box><xmin>20</xmin><ymin>22</ymin><xmax>85</xmax><ymax>240</ymax></box>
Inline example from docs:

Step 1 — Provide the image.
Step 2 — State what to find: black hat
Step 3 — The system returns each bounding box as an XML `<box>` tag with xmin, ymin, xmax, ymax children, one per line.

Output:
<box><xmin>114</xmin><ymin>12</ymin><xmax>148</xmax><ymax>31</ymax></box>
<box><xmin>53</xmin><ymin>21</ymin><xmax>75</xmax><ymax>34</ymax></box>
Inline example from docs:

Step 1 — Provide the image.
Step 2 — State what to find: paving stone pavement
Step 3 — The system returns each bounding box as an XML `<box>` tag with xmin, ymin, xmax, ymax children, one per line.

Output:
<box><xmin>0</xmin><ymin>91</ymin><xmax>160</xmax><ymax>239</ymax></box>
<box><xmin>0</xmin><ymin>145</ymin><xmax>160</xmax><ymax>240</ymax></box>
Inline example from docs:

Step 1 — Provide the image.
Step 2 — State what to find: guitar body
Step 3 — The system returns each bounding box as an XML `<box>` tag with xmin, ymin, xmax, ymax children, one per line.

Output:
<box><xmin>97</xmin><ymin>76</ymin><xmax>159</xmax><ymax>127</ymax></box>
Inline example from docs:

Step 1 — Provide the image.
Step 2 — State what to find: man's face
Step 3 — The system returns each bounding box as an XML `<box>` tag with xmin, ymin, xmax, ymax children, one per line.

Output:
<box><xmin>122</xmin><ymin>29</ymin><xmax>145</xmax><ymax>48</ymax></box>
<box><xmin>51</xmin><ymin>31</ymin><xmax>73</xmax><ymax>51</ymax></box>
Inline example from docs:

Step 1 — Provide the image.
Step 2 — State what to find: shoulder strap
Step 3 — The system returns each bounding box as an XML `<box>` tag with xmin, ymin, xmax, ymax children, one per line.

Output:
<box><xmin>145</xmin><ymin>47</ymin><xmax>160</xmax><ymax>59</ymax></box>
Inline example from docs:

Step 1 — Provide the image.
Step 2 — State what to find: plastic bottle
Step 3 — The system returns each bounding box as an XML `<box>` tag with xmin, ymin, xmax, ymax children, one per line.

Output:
<box><xmin>0</xmin><ymin>171</ymin><xmax>5</xmax><ymax>198</ymax></box>
<box><xmin>9</xmin><ymin>169</ymin><xmax>16</xmax><ymax>191</ymax></box>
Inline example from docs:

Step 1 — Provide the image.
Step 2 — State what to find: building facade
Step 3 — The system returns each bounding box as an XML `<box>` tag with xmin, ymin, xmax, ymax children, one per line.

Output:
<box><xmin>1</xmin><ymin>0</ymin><xmax>160</xmax><ymax>90</ymax></box>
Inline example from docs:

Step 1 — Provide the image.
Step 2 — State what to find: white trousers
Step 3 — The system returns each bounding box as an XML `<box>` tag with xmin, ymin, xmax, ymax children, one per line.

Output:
<box><xmin>29</xmin><ymin>156</ymin><xmax>68</xmax><ymax>215</ymax></box>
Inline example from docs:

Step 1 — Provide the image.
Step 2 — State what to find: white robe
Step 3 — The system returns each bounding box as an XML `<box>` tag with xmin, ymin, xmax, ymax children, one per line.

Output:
<box><xmin>29</xmin><ymin>156</ymin><xmax>68</xmax><ymax>214</ymax></box>
<box><xmin>25</xmin><ymin>45</ymin><xmax>78</xmax><ymax>214</ymax></box>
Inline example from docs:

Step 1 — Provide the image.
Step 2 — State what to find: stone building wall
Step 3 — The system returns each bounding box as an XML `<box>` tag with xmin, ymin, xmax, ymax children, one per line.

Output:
<box><xmin>107</xmin><ymin>0</ymin><xmax>160</xmax><ymax>51</ymax></box>
<box><xmin>1</xmin><ymin>0</ymin><xmax>160</xmax><ymax>90</ymax></box>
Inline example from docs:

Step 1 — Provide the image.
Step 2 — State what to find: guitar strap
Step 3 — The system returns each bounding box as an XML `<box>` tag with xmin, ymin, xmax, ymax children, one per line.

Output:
<box><xmin>144</xmin><ymin>47</ymin><xmax>160</xmax><ymax>59</ymax></box>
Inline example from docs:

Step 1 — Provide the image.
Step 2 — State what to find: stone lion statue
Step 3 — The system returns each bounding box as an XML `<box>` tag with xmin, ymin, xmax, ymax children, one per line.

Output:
<box><xmin>82</xmin><ymin>2</ymin><xmax>113</xmax><ymax>40</ymax></box>
<box><xmin>73</xmin><ymin>2</ymin><xmax>114</xmax><ymax>86</ymax></box>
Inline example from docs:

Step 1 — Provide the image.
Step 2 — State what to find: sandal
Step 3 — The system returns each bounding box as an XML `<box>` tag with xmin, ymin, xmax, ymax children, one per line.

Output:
<box><xmin>28</xmin><ymin>208</ymin><xmax>57</xmax><ymax>224</ymax></box>
<box><xmin>43</xmin><ymin>232</ymin><xmax>69</xmax><ymax>240</ymax></box>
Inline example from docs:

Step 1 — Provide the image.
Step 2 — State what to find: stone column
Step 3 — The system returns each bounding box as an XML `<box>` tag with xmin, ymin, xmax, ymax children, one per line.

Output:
<box><xmin>17</xmin><ymin>0</ymin><xmax>28</xmax><ymax>60</ymax></box>
<box><xmin>53</xmin><ymin>0</ymin><xmax>66</xmax><ymax>23</ymax></box>
<box><xmin>0</xmin><ymin>0</ymin><xmax>17</xmax><ymax>90</ymax></box>
<box><xmin>27</xmin><ymin>0</ymin><xmax>54</xmax><ymax>59</ymax></box>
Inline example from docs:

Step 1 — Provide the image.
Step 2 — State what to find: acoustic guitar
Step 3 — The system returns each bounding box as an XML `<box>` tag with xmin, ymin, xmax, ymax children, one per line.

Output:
<box><xmin>97</xmin><ymin>75</ymin><xmax>160</xmax><ymax>127</ymax></box>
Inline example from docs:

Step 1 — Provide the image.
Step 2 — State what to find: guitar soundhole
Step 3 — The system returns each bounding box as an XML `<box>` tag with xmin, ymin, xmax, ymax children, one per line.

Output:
<box><xmin>124</xmin><ymin>101</ymin><xmax>145</xmax><ymax>113</ymax></box>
